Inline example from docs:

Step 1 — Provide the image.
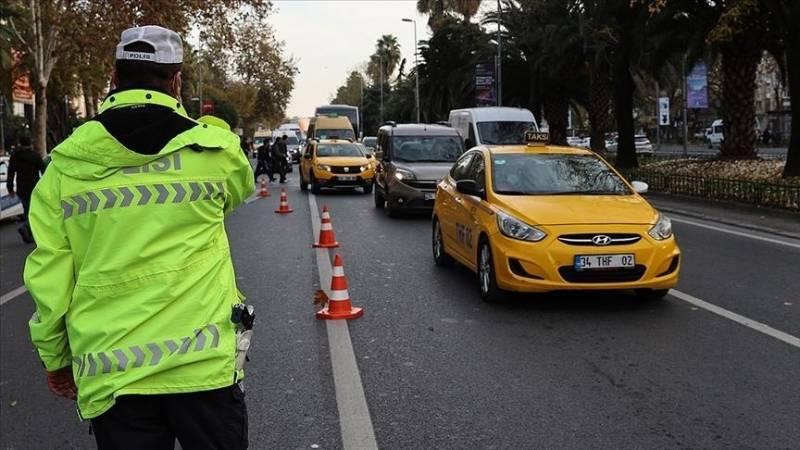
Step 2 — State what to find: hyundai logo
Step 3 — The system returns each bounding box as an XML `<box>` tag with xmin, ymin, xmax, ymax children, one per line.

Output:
<box><xmin>592</xmin><ymin>235</ymin><xmax>612</xmax><ymax>246</ymax></box>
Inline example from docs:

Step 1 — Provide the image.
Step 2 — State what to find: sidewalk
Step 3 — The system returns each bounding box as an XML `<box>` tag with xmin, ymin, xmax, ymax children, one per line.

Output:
<box><xmin>646</xmin><ymin>192</ymin><xmax>800</xmax><ymax>240</ymax></box>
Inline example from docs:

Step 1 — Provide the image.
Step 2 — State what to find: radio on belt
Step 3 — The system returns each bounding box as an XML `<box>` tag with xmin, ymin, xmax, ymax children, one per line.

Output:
<box><xmin>231</xmin><ymin>303</ymin><xmax>255</xmax><ymax>330</ymax></box>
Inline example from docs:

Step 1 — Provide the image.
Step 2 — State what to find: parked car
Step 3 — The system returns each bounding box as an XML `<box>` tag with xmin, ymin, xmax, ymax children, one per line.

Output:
<box><xmin>635</xmin><ymin>135</ymin><xmax>654</xmax><ymax>154</ymax></box>
<box><xmin>0</xmin><ymin>155</ymin><xmax>24</xmax><ymax>221</ymax></box>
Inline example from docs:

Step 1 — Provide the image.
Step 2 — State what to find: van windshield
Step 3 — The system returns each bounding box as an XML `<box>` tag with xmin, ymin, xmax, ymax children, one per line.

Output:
<box><xmin>477</xmin><ymin>121</ymin><xmax>536</xmax><ymax>145</ymax></box>
<box><xmin>392</xmin><ymin>136</ymin><xmax>464</xmax><ymax>162</ymax></box>
<box><xmin>317</xmin><ymin>129</ymin><xmax>355</xmax><ymax>140</ymax></box>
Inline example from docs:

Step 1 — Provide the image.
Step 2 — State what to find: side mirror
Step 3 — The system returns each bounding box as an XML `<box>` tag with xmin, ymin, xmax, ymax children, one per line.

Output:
<box><xmin>631</xmin><ymin>181</ymin><xmax>648</xmax><ymax>194</ymax></box>
<box><xmin>456</xmin><ymin>180</ymin><xmax>485</xmax><ymax>199</ymax></box>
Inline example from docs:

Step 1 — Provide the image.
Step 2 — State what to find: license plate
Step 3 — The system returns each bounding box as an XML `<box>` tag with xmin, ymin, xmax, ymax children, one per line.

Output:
<box><xmin>574</xmin><ymin>254</ymin><xmax>635</xmax><ymax>271</ymax></box>
<box><xmin>338</xmin><ymin>176</ymin><xmax>356</xmax><ymax>181</ymax></box>
<box><xmin>424</xmin><ymin>193</ymin><xmax>436</xmax><ymax>201</ymax></box>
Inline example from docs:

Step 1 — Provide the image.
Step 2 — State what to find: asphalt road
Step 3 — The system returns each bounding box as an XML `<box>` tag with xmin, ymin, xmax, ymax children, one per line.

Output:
<box><xmin>1</xmin><ymin>171</ymin><xmax>798</xmax><ymax>449</ymax></box>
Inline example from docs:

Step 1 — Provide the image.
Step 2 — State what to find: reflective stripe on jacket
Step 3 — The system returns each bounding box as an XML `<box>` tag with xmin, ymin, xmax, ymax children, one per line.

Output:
<box><xmin>24</xmin><ymin>89</ymin><xmax>255</xmax><ymax>418</ymax></box>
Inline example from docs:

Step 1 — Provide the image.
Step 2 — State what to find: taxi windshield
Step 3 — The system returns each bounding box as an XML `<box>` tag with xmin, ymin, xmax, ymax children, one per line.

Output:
<box><xmin>491</xmin><ymin>154</ymin><xmax>631</xmax><ymax>195</ymax></box>
<box><xmin>392</xmin><ymin>136</ymin><xmax>464</xmax><ymax>162</ymax></box>
<box><xmin>477</xmin><ymin>121</ymin><xmax>536</xmax><ymax>145</ymax></box>
<box><xmin>316</xmin><ymin>144</ymin><xmax>364</xmax><ymax>157</ymax></box>
<box><xmin>317</xmin><ymin>129</ymin><xmax>355</xmax><ymax>140</ymax></box>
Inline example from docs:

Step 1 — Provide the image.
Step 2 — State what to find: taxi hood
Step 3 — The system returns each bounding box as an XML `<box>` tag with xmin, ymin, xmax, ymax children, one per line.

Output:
<box><xmin>316</xmin><ymin>156</ymin><xmax>369</xmax><ymax>166</ymax></box>
<box><xmin>494</xmin><ymin>194</ymin><xmax>659</xmax><ymax>226</ymax></box>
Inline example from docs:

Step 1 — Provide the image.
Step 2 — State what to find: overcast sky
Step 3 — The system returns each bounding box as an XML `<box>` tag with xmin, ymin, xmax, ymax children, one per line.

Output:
<box><xmin>270</xmin><ymin>1</ymin><xmax>432</xmax><ymax>118</ymax></box>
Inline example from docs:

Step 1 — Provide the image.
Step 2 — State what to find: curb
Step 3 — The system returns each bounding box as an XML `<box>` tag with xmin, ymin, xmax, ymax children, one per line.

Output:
<box><xmin>655</xmin><ymin>205</ymin><xmax>800</xmax><ymax>241</ymax></box>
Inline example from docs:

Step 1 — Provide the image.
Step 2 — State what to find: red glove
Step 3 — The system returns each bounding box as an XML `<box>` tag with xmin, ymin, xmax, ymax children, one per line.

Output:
<box><xmin>46</xmin><ymin>367</ymin><xmax>78</xmax><ymax>400</ymax></box>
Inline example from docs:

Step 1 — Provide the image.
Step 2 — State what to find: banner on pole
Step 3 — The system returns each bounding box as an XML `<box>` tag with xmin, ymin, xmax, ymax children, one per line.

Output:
<box><xmin>475</xmin><ymin>63</ymin><xmax>496</xmax><ymax>106</ymax></box>
<box><xmin>658</xmin><ymin>97</ymin><xmax>670</xmax><ymax>126</ymax></box>
<box><xmin>686</xmin><ymin>61</ymin><xmax>709</xmax><ymax>109</ymax></box>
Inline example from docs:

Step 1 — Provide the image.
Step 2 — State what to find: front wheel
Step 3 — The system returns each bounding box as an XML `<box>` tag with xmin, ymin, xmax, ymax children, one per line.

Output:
<box><xmin>478</xmin><ymin>239</ymin><xmax>505</xmax><ymax>303</ymax></box>
<box><xmin>374</xmin><ymin>184</ymin><xmax>385</xmax><ymax>208</ymax></box>
<box><xmin>432</xmin><ymin>218</ymin><xmax>452</xmax><ymax>266</ymax></box>
<box><xmin>311</xmin><ymin>174</ymin><xmax>321</xmax><ymax>194</ymax></box>
<box><xmin>299</xmin><ymin>172</ymin><xmax>308</xmax><ymax>191</ymax></box>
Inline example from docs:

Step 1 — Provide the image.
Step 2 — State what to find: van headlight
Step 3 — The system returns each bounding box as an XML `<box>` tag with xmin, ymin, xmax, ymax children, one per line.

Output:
<box><xmin>394</xmin><ymin>168</ymin><xmax>415</xmax><ymax>181</ymax></box>
<box><xmin>496</xmin><ymin>210</ymin><xmax>546</xmax><ymax>242</ymax></box>
<box><xmin>648</xmin><ymin>214</ymin><xmax>673</xmax><ymax>240</ymax></box>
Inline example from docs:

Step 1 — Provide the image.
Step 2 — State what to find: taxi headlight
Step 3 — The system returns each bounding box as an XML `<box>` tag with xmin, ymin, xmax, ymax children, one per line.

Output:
<box><xmin>394</xmin><ymin>168</ymin><xmax>416</xmax><ymax>181</ymax></box>
<box><xmin>316</xmin><ymin>164</ymin><xmax>331</xmax><ymax>172</ymax></box>
<box><xmin>496</xmin><ymin>210</ymin><xmax>546</xmax><ymax>242</ymax></box>
<box><xmin>648</xmin><ymin>214</ymin><xmax>673</xmax><ymax>240</ymax></box>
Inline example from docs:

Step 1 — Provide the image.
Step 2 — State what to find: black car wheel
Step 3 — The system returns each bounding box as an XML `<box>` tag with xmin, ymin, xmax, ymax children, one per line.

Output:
<box><xmin>432</xmin><ymin>218</ymin><xmax>452</xmax><ymax>267</ymax></box>
<box><xmin>374</xmin><ymin>185</ymin><xmax>385</xmax><ymax>209</ymax></box>
<box><xmin>311</xmin><ymin>174</ymin><xmax>321</xmax><ymax>194</ymax></box>
<box><xmin>478</xmin><ymin>238</ymin><xmax>504</xmax><ymax>303</ymax></box>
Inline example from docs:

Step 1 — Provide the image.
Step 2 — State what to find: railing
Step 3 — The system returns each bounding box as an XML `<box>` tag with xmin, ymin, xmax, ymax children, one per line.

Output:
<box><xmin>622</xmin><ymin>169</ymin><xmax>800</xmax><ymax>211</ymax></box>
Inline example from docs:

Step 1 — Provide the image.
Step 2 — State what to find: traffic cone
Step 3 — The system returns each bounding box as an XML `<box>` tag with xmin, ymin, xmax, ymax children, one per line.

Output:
<box><xmin>316</xmin><ymin>255</ymin><xmax>363</xmax><ymax>320</ymax></box>
<box><xmin>258</xmin><ymin>179</ymin><xmax>271</xmax><ymax>197</ymax></box>
<box><xmin>313</xmin><ymin>205</ymin><xmax>340</xmax><ymax>248</ymax></box>
<box><xmin>274</xmin><ymin>188</ymin><xmax>294</xmax><ymax>214</ymax></box>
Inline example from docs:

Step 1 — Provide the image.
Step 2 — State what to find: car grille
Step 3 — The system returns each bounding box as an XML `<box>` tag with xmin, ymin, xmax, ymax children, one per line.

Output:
<box><xmin>558</xmin><ymin>265</ymin><xmax>646</xmax><ymax>283</ymax></box>
<box><xmin>557</xmin><ymin>233</ymin><xmax>641</xmax><ymax>246</ymax></box>
<box><xmin>331</xmin><ymin>166</ymin><xmax>363</xmax><ymax>174</ymax></box>
<box><xmin>403</xmin><ymin>180</ymin><xmax>438</xmax><ymax>190</ymax></box>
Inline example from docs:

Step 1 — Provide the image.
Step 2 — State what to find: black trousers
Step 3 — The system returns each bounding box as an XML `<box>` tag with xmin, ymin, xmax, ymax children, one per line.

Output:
<box><xmin>254</xmin><ymin>160</ymin><xmax>271</xmax><ymax>181</ymax></box>
<box><xmin>91</xmin><ymin>384</ymin><xmax>247</xmax><ymax>450</ymax></box>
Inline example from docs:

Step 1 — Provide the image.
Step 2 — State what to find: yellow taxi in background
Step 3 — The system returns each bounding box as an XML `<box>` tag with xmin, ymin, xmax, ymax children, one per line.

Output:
<box><xmin>432</xmin><ymin>132</ymin><xmax>680</xmax><ymax>302</ymax></box>
<box><xmin>300</xmin><ymin>138</ymin><xmax>376</xmax><ymax>194</ymax></box>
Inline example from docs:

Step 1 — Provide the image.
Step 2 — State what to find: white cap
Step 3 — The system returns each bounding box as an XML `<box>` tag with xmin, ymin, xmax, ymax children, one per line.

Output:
<box><xmin>115</xmin><ymin>25</ymin><xmax>183</xmax><ymax>64</ymax></box>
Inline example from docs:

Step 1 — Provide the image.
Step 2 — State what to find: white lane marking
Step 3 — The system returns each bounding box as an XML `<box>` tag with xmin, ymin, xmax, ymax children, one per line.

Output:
<box><xmin>0</xmin><ymin>286</ymin><xmax>28</xmax><ymax>306</ymax></box>
<box><xmin>670</xmin><ymin>216</ymin><xmax>800</xmax><ymax>250</ymax></box>
<box><xmin>670</xmin><ymin>289</ymin><xmax>800</xmax><ymax>349</ymax></box>
<box><xmin>309</xmin><ymin>193</ymin><xmax>378</xmax><ymax>450</ymax></box>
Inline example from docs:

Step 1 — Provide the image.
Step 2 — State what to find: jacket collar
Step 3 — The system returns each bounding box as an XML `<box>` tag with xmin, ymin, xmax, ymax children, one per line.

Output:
<box><xmin>98</xmin><ymin>89</ymin><xmax>188</xmax><ymax>117</ymax></box>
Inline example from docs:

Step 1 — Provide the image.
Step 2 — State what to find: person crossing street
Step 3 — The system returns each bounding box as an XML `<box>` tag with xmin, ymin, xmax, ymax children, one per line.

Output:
<box><xmin>23</xmin><ymin>25</ymin><xmax>254</xmax><ymax>450</ymax></box>
<box><xmin>6</xmin><ymin>135</ymin><xmax>46</xmax><ymax>243</ymax></box>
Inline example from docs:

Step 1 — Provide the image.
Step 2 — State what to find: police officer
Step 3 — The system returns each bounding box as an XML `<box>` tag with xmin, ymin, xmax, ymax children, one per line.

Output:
<box><xmin>6</xmin><ymin>135</ymin><xmax>45</xmax><ymax>243</ymax></box>
<box><xmin>272</xmin><ymin>134</ymin><xmax>289</xmax><ymax>183</ymax></box>
<box><xmin>24</xmin><ymin>26</ymin><xmax>254</xmax><ymax>450</ymax></box>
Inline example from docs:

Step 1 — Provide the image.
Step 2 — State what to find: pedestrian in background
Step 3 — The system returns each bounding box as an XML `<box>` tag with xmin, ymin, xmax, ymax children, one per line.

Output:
<box><xmin>24</xmin><ymin>25</ymin><xmax>253</xmax><ymax>450</ymax></box>
<box><xmin>254</xmin><ymin>139</ymin><xmax>271</xmax><ymax>182</ymax></box>
<box><xmin>6</xmin><ymin>135</ymin><xmax>45</xmax><ymax>243</ymax></box>
<box><xmin>272</xmin><ymin>134</ymin><xmax>289</xmax><ymax>183</ymax></box>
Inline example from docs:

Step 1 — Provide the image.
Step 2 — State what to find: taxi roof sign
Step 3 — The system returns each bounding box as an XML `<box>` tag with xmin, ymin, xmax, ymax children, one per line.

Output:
<box><xmin>525</xmin><ymin>131</ymin><xmax>550</xmax><ymax>146</ymax></box>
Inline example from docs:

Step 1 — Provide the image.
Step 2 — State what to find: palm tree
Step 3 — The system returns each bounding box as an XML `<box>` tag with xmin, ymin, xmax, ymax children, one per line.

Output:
<box><xmin>367</xmin><ymin>35</ymin><xmax>402</xmax><ymax>86</ymax></box>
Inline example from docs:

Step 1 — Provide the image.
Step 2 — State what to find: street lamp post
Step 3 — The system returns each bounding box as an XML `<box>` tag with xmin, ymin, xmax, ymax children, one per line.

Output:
<box><xmin>496</xmin><ymin>0</ymin><xmax>502</xmax><ymax>107</ymax></box>
<box><xmin>402</xmin><ymin>18</ymin><xmax>421</xmax><ymax>123</ymax></box>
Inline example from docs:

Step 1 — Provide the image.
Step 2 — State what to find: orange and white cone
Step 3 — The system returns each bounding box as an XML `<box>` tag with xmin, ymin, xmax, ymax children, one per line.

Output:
<box><xmin>313</xmin><ymin>205</ymin><xmax>340</xmax><ymax>248</ymax></box>
<box><xmin>274</xmin><ymin>188</ymin><xmax>294</xmax><ymax>214</ymax></box>
<box><xmin>258</xmin><ymin>179</ymin><xmax>271</xmax><ymax>197</ymax></box>
<box><xmin>316</xmin><ymin>254</ymin><xmax>363</xmax><ymax>320</ymax></box>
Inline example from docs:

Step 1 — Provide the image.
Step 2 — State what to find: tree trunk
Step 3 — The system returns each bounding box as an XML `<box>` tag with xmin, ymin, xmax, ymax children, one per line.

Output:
<box><xmin>588</xmin><ymin>73</ymin><xmax>611</xmax><ymax>153</ymax></box>
<box><xmin>783</xmin><ymin>40</ymin><xmax>800</xmax><ymax>177</ymax></box>
<box><xmin>34</xmin><ymin>81</ymin><xmax>48</xmax><ymax>157</ymax></box>
<box><xmin>613</xmin><ymin>28</ymin><xmax>637</xmax><ymax>169</ymax></box>
<box><xmin>719</xmin><ymin>47</ymin><xmax>759</xmax><ymax>159</ymax></box>
<box><xmin>543</xmin><ymin>89</ymin><xmax>569</xmax><ymax>145</ymax></box>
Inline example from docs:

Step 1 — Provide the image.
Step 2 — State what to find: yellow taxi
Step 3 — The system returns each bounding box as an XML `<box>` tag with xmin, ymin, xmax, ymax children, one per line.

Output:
<box><xmin>432</xmin><ymin>132</ymin><xmax>680</xmax><ymax>302</ymax></box>
<box><xmin>299</xmin><ymin>138</ymin><xmax>376</xmax><ymax>194</ymax></box>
